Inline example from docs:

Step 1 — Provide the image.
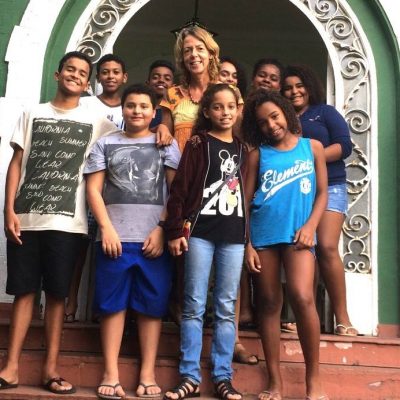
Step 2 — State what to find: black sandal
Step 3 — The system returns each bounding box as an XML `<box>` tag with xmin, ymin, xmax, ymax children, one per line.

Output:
<box><xmin>163</xmin><ymin>378</ymin><xmax>200</xmax><ymax>400</ymax></box>
<box><xmin>215</xmin><ymin>380</ymin><xmax>242</xmax><ymax>400</ymax></box>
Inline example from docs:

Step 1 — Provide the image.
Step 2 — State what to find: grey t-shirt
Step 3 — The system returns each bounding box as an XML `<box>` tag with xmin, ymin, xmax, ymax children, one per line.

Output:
<box><xmin>84</xmin><ymin>131</ymin><xmax>180</xmax><ymax>242</ymax></box>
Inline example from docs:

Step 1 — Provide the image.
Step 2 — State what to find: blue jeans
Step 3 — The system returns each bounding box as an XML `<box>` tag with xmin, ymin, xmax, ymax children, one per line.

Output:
<box><xmin>179</xmin><ymin>237</ymin><xmax>244</xmax><ymax>384</ymax></box>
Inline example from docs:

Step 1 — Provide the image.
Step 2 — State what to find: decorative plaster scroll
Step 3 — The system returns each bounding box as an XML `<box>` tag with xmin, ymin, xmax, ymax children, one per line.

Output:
<box><xmin>299</xmin><ymin>0</ymin><xmax>372</xmax><ymax>273</ymax></box>
<box><xmin>76</xmin><ymin>0</ymin><xmax>138</xmax><ymax>63</ymax></box>
<box><xmin>76</xmin><ymin>0</ymin><xmax>373</xmax><ymax>273</ymax></box>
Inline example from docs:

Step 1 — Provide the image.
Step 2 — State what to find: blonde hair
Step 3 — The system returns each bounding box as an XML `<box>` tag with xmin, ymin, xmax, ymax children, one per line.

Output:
<box><xmin>174</xmin><ymin>26</ymin><xmax>220</xmax><ymax>86</ymax></box>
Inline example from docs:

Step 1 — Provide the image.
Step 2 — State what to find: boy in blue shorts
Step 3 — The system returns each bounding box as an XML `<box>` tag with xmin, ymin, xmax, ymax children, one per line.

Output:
<box><xmin>84</xmin><ymin>83</ymin><xmax>180</xmax><ymax>400</ymax></box>
<box><xmin>1</xmin><ymin>51</ymin><xmax>116</xmax><ymax>394</ymax></box>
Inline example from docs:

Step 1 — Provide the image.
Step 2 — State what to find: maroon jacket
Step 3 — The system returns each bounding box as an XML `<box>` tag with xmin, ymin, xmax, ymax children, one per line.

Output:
<box><xmin>165</xmin><ymin>131</ymin><xmax>248</xmax><ymax>241</ymax></box>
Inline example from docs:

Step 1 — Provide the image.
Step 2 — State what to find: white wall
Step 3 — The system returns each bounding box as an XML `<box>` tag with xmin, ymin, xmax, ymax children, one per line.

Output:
<box><xmin>0</xmin><ymin>0</ymin><xmax>66</xmax><ymax>302</ymax></box>
<box><xmin>379</xmin><ymin>1</ymin><xmax>400</xmax><ymax>40</ymax></box>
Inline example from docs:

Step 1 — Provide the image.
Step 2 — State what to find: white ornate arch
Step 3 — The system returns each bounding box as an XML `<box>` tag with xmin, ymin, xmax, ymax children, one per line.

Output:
<box><xmin>67</xmin><ymin>0</ymin><xmax>377</xmax><ymax>334</ymax></box>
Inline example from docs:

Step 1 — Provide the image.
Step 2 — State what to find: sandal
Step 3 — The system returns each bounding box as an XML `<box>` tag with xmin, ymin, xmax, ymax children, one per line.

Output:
<box><xmin>215</xmin><ymin>380</ymin><xmax>242</xmax><ymax>400</ymax></box>
<box><xmin>259</xmin><ymin>390</ymin><xmax>282</xmax><ymax>400</ymax></box>
<box><xmin>96</xmin><ymin>383</ymin><xmax>124</xmax><ymax>400</ymax></box>
<box><xmin>163</xmin><ymin>378</ymin><xmax>200</xmax><ymax>400</ymax></box>
<box><xmin>233</xmin><ymin>342</ymin><xmax>259</xmax><ymax>365</ymax></box>
<box><xmin>334</xmin><ymin>324</ymin><xmax>358</xmax><ymax>337</ymax></box>
<box><xmin>280</xmin><ymin>322</ymin><xmax>297</xmax><ymax>333</ymax></box>
<box><xmin>137</xmin><ymin>382</ymin><xmax>162</xmax><ymax>398</ymax></box>
<box><xmin>64</xmin><ymin>313</ymin><xmax>76</xmax><ymax>323</ymax></box>
<box><xmin>43</xmin><ymin>377</ymin><xmax>76</xmax><ymax>395</ymax></box>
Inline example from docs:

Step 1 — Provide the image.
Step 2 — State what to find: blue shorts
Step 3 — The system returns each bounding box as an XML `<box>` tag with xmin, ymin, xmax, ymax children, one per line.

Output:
<box><xmin>94</xmin><ymin>242</ymin><xmax>172</xmax><ymax>317</ymax></box>
<box><xmin>327</xmin><ymin>184</ymin><xmax>348</xmax><ymax>215</ymax></box>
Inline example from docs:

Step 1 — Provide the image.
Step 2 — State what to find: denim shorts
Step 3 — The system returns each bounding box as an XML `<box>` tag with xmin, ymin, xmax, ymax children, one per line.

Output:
<box><xmin>327</xmin><ymin>184</ymin><xmax>348</xmax><ymax>215</ymax></box>
<box><xmin>254</xmin><ymin>242</ymin><xmax>315</xmax><ymax>257</ymax></box>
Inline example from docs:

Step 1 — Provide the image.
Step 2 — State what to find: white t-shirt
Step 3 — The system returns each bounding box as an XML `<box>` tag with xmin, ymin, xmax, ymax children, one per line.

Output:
<box><xmin>11</xmin><ymin>102</ymin><xmax>116</xmax><ymax>234</ymax></box>
<box><xmin>80</xmin><ymin>96</ymin><xmax>124</xmax><ymax>129</ymax></box>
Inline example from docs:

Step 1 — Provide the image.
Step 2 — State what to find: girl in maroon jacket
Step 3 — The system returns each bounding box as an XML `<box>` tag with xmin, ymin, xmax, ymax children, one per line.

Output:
<box><xmin>164</xmin><ymin>84</ymin><xmax>247</xmax><ymax>400</ymax></box>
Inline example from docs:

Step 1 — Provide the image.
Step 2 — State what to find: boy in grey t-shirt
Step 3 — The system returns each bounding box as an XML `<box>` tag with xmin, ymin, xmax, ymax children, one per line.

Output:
<box><xmin>84</xmin><ymin>84</ymin><xmax>180</xmax><ymax>399</ymax></box>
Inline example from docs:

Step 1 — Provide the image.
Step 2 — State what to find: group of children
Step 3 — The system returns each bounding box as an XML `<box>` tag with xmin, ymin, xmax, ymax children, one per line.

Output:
<box><xmin>0</xmin><ymin>41</ymin><xmax>341</xmax><ymax>400</ymax></box>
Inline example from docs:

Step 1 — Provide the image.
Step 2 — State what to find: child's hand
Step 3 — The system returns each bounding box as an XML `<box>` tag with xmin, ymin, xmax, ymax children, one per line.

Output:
<box><xmin>4</xmin><ymin>210</ymin><xmax>22</xmax><ymax>245</ymax></box>
<box><xmin>142</xmin><ymin>226</ymin><xmax>164</xmax><ymax>258</ymax></box>
<box><xmin>156</xmin><ymin>124</ymin><xmax>174</xmax><ymax>147</ymax></box>
<box><xmin>245</xmin><ymin>243</ymin><xmax>261</xmax><ymax>273</ymax></box>
<box><xmin>293</xmin><ymin>223</ymin><xmax>315</xmax><ymax>250</ymax></box>
<box><xmin>100</xmin><ymin>226</ymin><xmax>122</xmax><ymax>258</ymax></box>
<box><xmin>168</xmin><ymin>237</ymin><xmax>188</xmax><ymax>256</ymax></box>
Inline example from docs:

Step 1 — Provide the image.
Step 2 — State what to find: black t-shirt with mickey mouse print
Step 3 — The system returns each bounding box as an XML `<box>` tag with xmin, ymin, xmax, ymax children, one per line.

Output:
<box><xmin>190</xmin><ymin>134</ymin><xmax>245</xmax><ymax>244</ymax></box>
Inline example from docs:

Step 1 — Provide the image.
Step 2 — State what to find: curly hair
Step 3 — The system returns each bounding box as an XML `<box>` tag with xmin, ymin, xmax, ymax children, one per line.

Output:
<box><xmin>192</xmin><ymin>83</ymin><xmax>239</xmax><ymax>135</ymax></box>
<box><xmin>242</xmin><ymin>89</ymin><xmax>301</xmax><ymax>147</ymax></box>
<box><xmin>219</xmin><ymin>56</ymin><xmax>248</xmax><ymax>97</ymax></box>
<box><xmin>252</xmin><ymin>58</ymin><xmax>285</xmax><ymax>86</ymax></box>
<box><xmin>282</xmin><ymin>64</ymin><xmax>325</xmax><ymax>105</ymax></box>
<box><xmin>174</xmin><ymin>26</ymin><xmax>220</xmax><ymax>87</ymax></box>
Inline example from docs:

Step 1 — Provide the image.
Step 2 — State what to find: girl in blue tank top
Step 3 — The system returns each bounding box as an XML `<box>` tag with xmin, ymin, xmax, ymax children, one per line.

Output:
<box><xmin>242</xmin><ymin>90</ymin><xmax>328</xmax><ymax>400</ymax></box>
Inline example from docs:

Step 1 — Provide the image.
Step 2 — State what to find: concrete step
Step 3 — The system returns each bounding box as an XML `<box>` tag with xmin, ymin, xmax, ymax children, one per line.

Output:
<box><xmin>0</xmin><ymin>320</ymin><xmax>400</xmax><ymax>399</ymax></box>
<box><xmin>0</xmin><ymin>350</ymin><xmax>399</xmax><ymax>399</ymax></box>
<box><xmin>1</xmin><ymin>319</ymin><xmax>399</xmax><ymax>369</ymax></box>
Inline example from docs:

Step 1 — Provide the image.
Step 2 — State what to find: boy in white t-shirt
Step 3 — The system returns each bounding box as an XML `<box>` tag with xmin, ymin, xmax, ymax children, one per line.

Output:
<box><xmin>1</xmin><ymin>51</ymin><xmax>115</xmax><ymax>395</ymax></box>
<box><xmin>80</xmin><ymin>54</ymin><xmax>128</xmax><ymax>129</ymax></box>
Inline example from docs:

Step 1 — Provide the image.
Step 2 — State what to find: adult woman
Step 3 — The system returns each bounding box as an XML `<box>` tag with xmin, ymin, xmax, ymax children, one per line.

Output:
<box><xmin>160</xmin><ymin>26</ymin><xmax>220</xmax><ymax>152</ymax></box>
<box><xmin>282</xmin><ymin>64</ymin><xmax>358</xmax><ymax>336</ymax></box>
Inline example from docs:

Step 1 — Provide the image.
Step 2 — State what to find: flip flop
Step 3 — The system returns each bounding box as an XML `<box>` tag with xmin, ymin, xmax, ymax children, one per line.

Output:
<box><xmin>233</xmin><ymin>343</ymin><xmax>259</xmax><ymax>365</ymax></box>
<box><xmin>43</xmin><ymin>377</ymin><xmax>76</xmax><ymax>395</ymax></box>
<box><xmin>259</xmin><ymin>390</ymin><xmax>282</xmax><ymax>400</ymax></box>
<box><xmin>334</xmin><ymin>324</ymin><xmax>358</xmax><ymax>336</ymax></box>
<box><xmin>281</xmin><ymin>322</ymin><xmax>297</xmax><ymax>333</ymax></box>
<box><xmin>64</xmin><ymin>313</ymin><xmax>76</xmax><ymax>323</ymax></box>
<box><xmin>97</xmin><ymin>383</ymin><xmax>123</xmax><ymax>400</ymax></box>
<box><xmin>137</xmin><ymin>382</ymin><xmax>162</xmax><ymax>398</ymax></box>
<box><xmin>0</xmin><ymin>377</ymin><xmax>18</xmax><ymax>390</ymax></box>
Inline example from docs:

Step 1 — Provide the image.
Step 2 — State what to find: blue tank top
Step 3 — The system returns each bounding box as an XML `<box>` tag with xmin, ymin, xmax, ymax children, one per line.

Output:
<box><xmin>250</xmin><ymin>138</ymin><xmax>316</xmax><ymax>247</ymax></box>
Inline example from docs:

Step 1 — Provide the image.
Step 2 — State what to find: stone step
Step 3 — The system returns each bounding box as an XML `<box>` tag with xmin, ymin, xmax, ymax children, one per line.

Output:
<box><xmin>0</xmin><ymin>350</ymin><xmax>399</xmax><ymax>399</ymax></box>
<box><xmin>1</xmin><ymin>319</ymin><xmax>400</xmax><ymax>399</ymax></box>
<box><xmin>1</xmin><ymin>319</ymin><xmax>399</xmax><ymax>369</ymax></box>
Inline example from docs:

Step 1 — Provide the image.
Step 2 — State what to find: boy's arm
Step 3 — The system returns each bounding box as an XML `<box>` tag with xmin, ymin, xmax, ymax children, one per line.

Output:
<box><xmin>86</xmin><ymin>170</ymin><xmax>122</xmax><ymax>258</ymax></box>
<box><xmin>142</xmin><ymin>167</ymin><xmax>177</xmax><ymax>258</ymax></box>
<box><xmin>154</xmin><ymin>123</ymin><xmax>174</xmax><ymax>147</ymax></box>
<box><xmin>244</xmin><ymin>148</ymin><xmax>261</xmax><ymax>273</ymax></box>
<box><xmin>151</xmin><ymin>107</ymin><xmax>175</xmax><ymax>147</ymax></box>
<box><xmin>4</xmin><ymin>146</ymin><xmax>23</xmax><ymax>244</ymax></box>
<box><xmin>294</xmin><ymin>140</ymin><xmax>328</xmax><ymax>249</ymax></box>
<box><xmin>161</xmin><ymin>107</ymin><xmax>174</xmax><ymax>133</ymax></box>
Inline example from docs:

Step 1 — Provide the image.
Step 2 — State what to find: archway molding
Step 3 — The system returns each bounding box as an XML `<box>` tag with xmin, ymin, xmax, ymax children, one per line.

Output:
<box><xmin>67</xmin><ymin>0</ymin><xmax>377</xmax><ymax>333</ymax></box>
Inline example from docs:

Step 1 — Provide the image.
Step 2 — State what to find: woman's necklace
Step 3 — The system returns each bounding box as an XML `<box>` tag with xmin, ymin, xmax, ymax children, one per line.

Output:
<box><xmin>188</xmin><ymin>85</ymin><xmax>200</xmax><ymax>104</ymax></box>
